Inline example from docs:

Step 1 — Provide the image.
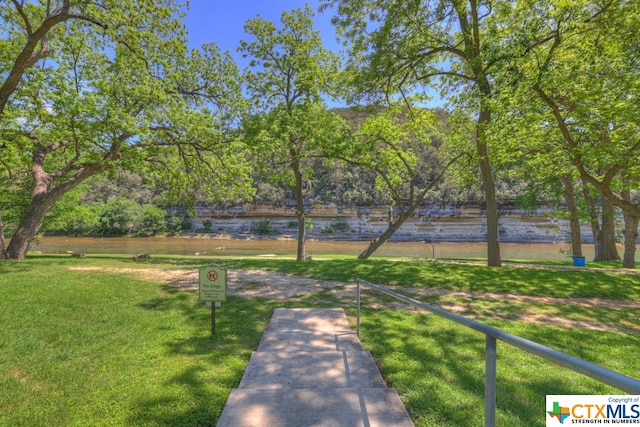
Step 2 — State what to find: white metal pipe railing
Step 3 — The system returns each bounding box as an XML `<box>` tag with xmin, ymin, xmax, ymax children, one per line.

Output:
<box><xmin>355</xmin><ymin>278</ymin><xmax>640</xmax><ymax>427</ymax></box>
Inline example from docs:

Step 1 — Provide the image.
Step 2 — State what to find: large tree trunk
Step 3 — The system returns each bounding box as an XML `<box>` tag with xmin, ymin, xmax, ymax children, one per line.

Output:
<box><xmin>622</xmin><ymin>189</ymin><xmax>638</xmax><ymax>269</ymax></box>
<box><xmin>559</xmin><ymin>175</ymin><xmax>582</xmax><ymax>256</ymax></box>
<box><xmin>622</xmin><ymin>213</ymin><xmax>638</xmax><ymax>269</ymax></box>
<box><xmin>0</xmin><ymin>210</ymin><xmax>7</xmax><ymax>259</ymax></box>
<box><xmin>582</xmin><ymin>185</ymin><xmax>602</xmax><ymax>258</ymax></box>
<box><xmin>291</xmin><ymin>156</ymin><xmax>306</xmax><ymax>261</ymax></box>
<box><xmin>6</xmin><ymin>192</ymin><xmax>59</xmax><ymax>259</ymax></box>
<box><xmin>453</xmin><ymin>1</ymin><xmax>500</xmax><ymax>267</ymax></box>
<box><xmin>5</xmin><ymin>145</ymin><xmax>103</xmax><ymax>259</ymax></box>
<box><xmin>594</xmin><ymin>197</ymin><xmax>620</xmax><ymax>262</ymax></box>
<box><xmin>477</xmin><ymin>107</ymin><xmax>501</xmax><ymax>267</ymax></box>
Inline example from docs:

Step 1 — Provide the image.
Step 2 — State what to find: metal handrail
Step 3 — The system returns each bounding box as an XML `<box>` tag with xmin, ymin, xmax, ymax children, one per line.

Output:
<box><xmin>356</xmin><ymin>278</ymin><xmax>640</xmax><ymax>427</ymax></box>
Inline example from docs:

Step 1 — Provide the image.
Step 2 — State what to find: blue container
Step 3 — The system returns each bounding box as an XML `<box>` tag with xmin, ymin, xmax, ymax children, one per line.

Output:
<box><xmin>572</xmin><ymin>256</ymin><xmax>586</xmax><ymax>267</ymax></box>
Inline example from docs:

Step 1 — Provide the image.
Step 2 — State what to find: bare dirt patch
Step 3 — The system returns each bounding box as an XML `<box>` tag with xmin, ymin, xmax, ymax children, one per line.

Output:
<box><xmin>70</xmin><ymin>267</ymin><xmax>640</xmax><ymax>333</ymax></box>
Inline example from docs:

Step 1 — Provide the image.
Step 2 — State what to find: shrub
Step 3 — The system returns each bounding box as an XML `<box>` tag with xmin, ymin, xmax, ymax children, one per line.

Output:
<box><xmin>330</xmin><ymin>218</ymin><xmax>349</xmax><ymax>232</ymax></box>
<box><xmin>255</xmin><ymin>218</ymin><xmax>279</xmax><ymax>235</ymax></box>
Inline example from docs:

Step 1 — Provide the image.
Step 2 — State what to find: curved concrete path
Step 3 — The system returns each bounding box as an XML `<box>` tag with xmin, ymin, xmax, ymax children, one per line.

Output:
<box><xmin>217</xmin><ymin>308</ymin><xmax>414</xmax><ymax>427</ymax></box>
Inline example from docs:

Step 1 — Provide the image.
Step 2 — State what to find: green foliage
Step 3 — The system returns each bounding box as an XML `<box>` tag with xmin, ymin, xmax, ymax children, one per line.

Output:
<box><xmin>321</xmin><ymin>0</ymin><xmax>505</xmax><ymax>260</ymax></box>
<box><xmin>304</xmin><ymin>217</ymin><xmax>313</xmax><ymax>231</ymax></box>
<box><xmin>320</xmin><ymin>225</ymin><xmax>334</xmax><ymax>235</ymax></box>
<box><xmin>0</xmin><ymin>171</ymin><xmax>32</xmax><ymax>236</ymax></box>
<box><xmin>80</xmin><ymin>171</ymin><xmax>163</xmax><ymax>206</ymax></box>
<box><xmin>45</xmin><ymin>197</ymin><xmax>169</xmax><ymax>236</ymax></box>
<box><xmin>255</xmin><ymin>218</ymin><xmax>279</xmax><ymax>235</ymax></box>
<box><xmin>239</xmin><ymin>5</ymin><xmax>341</xmax><ymax>109</ymax></box>
<box><xmin>98</xmin><ymin>197</ymin><xmax>144</xmax><ymax>236</ymax></box>
<box><xmin>485</xmin><ymin>1</ymin><xmax>640</xmax><ymax>207</ymax></box>
<box><xmin>166</xmin><ymin>210</ymin><xmax>192</xmax><ymax>235</ymax></box>
<box><xmin>0</xmin><ymin>1</ymin><xmax>253</xmax><ymax>257</ymax></box>
<box><xmin>202</xmin><ymin>219</ymin><xmax>213</xmax><ymax>232</ymax></box>
<box><xmin>52</xmin><ymin>203</ymin><xmax>102</xmax><ymax>236</ymax></box>
<box><xmin>321</xmin><ymin>218</ymin><xmax>350</xmax><ymax>234</ymax></box>
<box><xmin>138</xmin><ymin>204</ymin><xmax>167</xmax><ymax>235</ymax></box>
<box><xmin>336</xmin><ymin>103</ymin><xmax>444</xmax><ymax>198</ymax></box>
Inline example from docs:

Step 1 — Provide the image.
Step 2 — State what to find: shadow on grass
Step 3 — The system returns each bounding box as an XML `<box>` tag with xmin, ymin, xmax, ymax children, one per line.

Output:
<box><xmin>13</xmin><ymin>255</ymin><xmax>640</xmax><ymax>301</ymax></box>
<box><xmin>214</xmin><ymin>259</ymin><xmax>640</xmax><ymax>301</ymax></box>
<box><xmin>507</xmin><ymin>322</ymin><xmax>640</xmax><ymax>377</ymax></box>
<box><xmin>0</xmin><ymin>260</ymin><xmax>35</xmax><ymax>275</ymax></box>
<box><xmin>356</xmin><ymin>309</ymin><xmax>637</xmax><ymax>426</ymax></box>
<box><xmin>130</xmin><ymin>293</ymin><xmax>278</xmax><ymax>426</ymax></box>
<box><xmin>126</xmin><ymin>365</ymin><xmax>221</xmax><ymax>427</ymax></box>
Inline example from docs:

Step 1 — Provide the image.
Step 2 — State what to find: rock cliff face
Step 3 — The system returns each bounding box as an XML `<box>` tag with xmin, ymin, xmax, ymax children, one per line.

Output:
<box><xmin>191</xmin><ymin>201</ymin><xmax>589</xmax><ymax>243</ymax></box>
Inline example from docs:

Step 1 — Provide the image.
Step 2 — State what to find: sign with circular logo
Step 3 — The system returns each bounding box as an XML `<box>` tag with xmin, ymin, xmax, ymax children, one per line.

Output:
<box><xmin>199</xmin><ymin>265</ymin><xmax>227</xmax><ymax>302</ymax></box>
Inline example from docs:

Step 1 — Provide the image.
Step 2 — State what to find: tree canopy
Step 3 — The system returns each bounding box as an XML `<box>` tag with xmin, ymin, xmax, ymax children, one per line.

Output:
<box><xmin>0</xmin><ymin>1</ymin><xmax>252</xmax><ymax>258</ymax></box>
<box><xmin>2</xmin><ymin>1</ymin><xmax>640</xmax><ymax>266</ymax></box>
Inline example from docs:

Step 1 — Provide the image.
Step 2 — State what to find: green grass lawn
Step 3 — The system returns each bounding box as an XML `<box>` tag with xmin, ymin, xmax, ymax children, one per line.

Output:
<box><xmin>0</xmin><ymin>257</ymin><xmax>277</xmax><ymax>426</ymax></box>
<box><xmin>1</xmin><ymin>255</ymin><xmax>638</xmax><ymax>426</ymax></box>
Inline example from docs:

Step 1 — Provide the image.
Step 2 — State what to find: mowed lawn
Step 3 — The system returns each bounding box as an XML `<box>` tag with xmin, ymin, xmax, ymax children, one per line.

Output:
<box><xmin>1</xmin><ymin>255</ymin><xmax>639</xmax><ymax>426</ymax></box>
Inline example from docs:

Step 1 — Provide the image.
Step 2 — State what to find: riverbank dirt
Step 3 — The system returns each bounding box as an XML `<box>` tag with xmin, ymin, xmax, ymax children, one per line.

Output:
<box><xmin>70</xmin><ymin>266</ymin><xmax>640</xmax><ymax>334</ymax></box>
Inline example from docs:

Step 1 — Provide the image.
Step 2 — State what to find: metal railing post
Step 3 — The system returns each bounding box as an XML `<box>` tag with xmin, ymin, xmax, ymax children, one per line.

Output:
<box><xmin>485</xmin><ymin>335</ymin><xmax>497</xmax><ymax>427</ymax></box>
<box><xmin>356</xmin><ymin>279</ymin><xmax>361</xmax><ymax>336</ymax></box>
<box><xmin>354</xmin><ymin>277</ymin><xmax>640</xmax><ymax>423</ymax></box>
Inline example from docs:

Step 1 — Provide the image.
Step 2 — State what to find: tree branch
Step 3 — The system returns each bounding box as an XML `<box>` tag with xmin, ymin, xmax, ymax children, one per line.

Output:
<box><xmin>11</xmin><ymin>0</ymin><xmax>33</xmax><ymax>36</ymax></box>
<box><xmin>2</xmin><ymin>6</ymin><xmax>105</xmax><ymax>116</ymax></box>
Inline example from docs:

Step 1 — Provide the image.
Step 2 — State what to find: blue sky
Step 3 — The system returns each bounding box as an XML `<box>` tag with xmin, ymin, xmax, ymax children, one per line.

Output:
<box><xmin>182</xmin><ymin>2</ymin><xmax>443</xmax><ymax>108</ymax></box>
<box><xmin>183</xmin><ymin>1</ymin><xmax>339</xmax><ymax>62</ymax></box>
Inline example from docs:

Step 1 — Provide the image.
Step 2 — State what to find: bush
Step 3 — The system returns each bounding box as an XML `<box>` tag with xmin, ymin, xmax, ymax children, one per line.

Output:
<box><xmin>138</xmin><ymin>204</ymin><xmax>167</xmax><ymax>235</ymax></box>
<box><xmin>330</xmin><ymin>218</ymin><xmax>349</xmax><ymax>232</ymax></box>
<box><xmin>255</xmin><ymin>218</ymin><xmax>279</xmax><ymax>235</ymax></box>
<box><xmin>98</xmin><ymin>197</ymin><xmax>143</xmax><ymax>236</ymax></box>
<box><xmin>320</xmin><ymin>225</ymin><xmax>334</xmax><ymax>234</ymax></box>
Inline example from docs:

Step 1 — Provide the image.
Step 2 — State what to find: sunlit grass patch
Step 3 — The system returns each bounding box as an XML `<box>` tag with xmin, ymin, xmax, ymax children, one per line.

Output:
<box><xmin>355</xmin><ymin>309</ymin><xmax>639</xmax><ymax>427</ymax></box>
<box><xmin>1</xmin><ymin>255</ymin><xmax>639</xmax><ymax>427</ymax></box>
<box><xmin>0</xmin><ymin>260</ymin><xmax>276</xmax><ymax>426</ymax></box>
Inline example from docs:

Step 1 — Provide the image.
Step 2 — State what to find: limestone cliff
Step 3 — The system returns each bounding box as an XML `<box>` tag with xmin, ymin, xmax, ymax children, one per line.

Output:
<box><xmin>190</xmin><ymin>201</ymin><xmax>589</xmax><ymax>243</ymax></box>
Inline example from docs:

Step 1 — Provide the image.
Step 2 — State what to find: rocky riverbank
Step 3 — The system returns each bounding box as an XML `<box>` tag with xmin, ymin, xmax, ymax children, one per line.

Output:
<box><xmin>189</xmin><ymin>201</ymin><xmax>587</xmax><ymax>244</ymax></box>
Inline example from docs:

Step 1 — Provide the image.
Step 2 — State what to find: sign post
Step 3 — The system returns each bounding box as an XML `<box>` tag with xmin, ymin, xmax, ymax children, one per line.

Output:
<box><xmin>199</xmin><ymin>265</ymin><xmax>227</xmax><ymax>335</ymax></box>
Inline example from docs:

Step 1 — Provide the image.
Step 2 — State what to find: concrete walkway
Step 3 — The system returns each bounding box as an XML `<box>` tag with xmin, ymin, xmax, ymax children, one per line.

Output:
<box><xmin>216</xmin><ymin>308</ymin><xmax>414</xmax><ymax>427</ymax></box>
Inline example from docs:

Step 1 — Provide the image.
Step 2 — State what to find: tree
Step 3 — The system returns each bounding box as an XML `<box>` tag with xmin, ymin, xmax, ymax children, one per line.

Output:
<box><xmin>322</xmin><ymin>0</ymin><xmax>509</xmax><ymax>266</ymax></box>
<box><xmin>621</xmin><ymin>187</ymin><xmax>639</xmax><ymax>268</ymax></box>
<box><xmin>503</xmin><ymin>0</ymin><xmax>640</xmax><ymax>266</ymax></box>
<box><xmin>98</xmin><ymin>197</ymin><xmax>142</xmax><ymax>236</ymax></box>
<box><xmin>0</xmin><ymin>2</ymin><xmax>252</xmax><ymax>259</ymax></box>
<box><xmin>331</xmin><ymin>103</ymin><xmax>464</xmax><ymax>258</ymax></box>
<box><xmin>559</xmin><ymin>175</ymin><xmax>583</xmax><ymax>257</ymax></box>
<box><xmin>488</xmin><ymin>93</ymin><xmax>621</xmax><ymax>262</ymax></box>
<box><xmin>58</xmin><ymin>204</ymin><xmax>102</xmax><ymax>236</ymax></box>
<box><xmin>239</xmin><ymin>6</ymin><xmax>347</xmax><ymax>261</ymax></box>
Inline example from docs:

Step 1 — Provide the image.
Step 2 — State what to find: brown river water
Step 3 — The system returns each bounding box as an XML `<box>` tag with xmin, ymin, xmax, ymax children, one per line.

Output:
<box><xmin>26</xmin><ymin>236</ymin><xmax>603</xmax><ymax>261</ymax></box>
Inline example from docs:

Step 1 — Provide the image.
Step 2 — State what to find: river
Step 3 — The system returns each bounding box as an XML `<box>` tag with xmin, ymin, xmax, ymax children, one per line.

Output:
<box><xmin>26</xmin><ymin>236</ymin><xmax>603</xmax><ymax>261</ymax></box>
